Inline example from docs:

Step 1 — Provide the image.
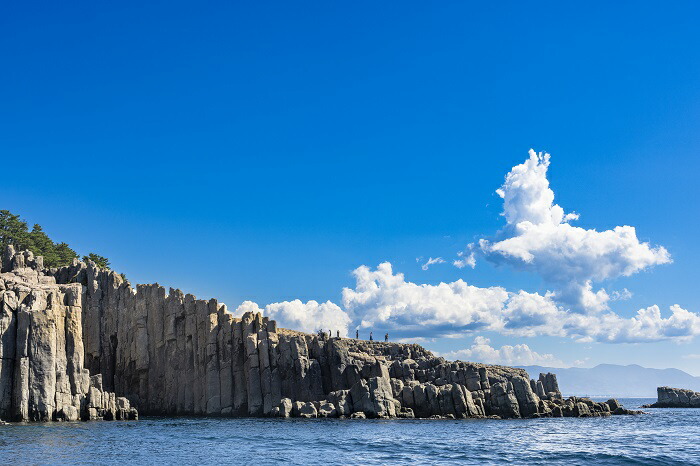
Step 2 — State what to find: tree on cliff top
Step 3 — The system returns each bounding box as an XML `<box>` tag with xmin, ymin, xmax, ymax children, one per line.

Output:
<box><xmin>82</xmin><ymin>253</ymin><xmax>110</xmax><ymax>269</ymax></box>
<box><xmin>0</xmin><ymin>209</ymin><xmax>111</xmax><ymax>269</ymax></box>
<box><xmin>54</xmin><ymin>242</ymin><xmax>80</xmax><ymax>266</ymax></box>
<box><xmin>0</xmin><ymin>210</ymin><xmax>29</xmax><ymax>252</ymax></box>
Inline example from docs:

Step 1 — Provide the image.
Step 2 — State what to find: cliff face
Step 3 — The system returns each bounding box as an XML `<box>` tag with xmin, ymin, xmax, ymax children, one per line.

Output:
<box><xmin>643</xmin><ymin>387</ymin><xmax>700</xmax><ymax>408</ymax></box>
<box><xmin>0</xmin><ymin>246</ymin><xmax>632</xmax><ymax>421</ymax></box>
<box><xmin>0</xmin><ymin>248</ymin><xmax>136</xmax><ymax>421</ymax></box>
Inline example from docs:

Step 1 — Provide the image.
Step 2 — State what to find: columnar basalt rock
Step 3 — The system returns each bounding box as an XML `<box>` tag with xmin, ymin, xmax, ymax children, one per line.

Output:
<box><xmin>0</xmin><ymin>247</ymin><xmax>640</xmax><ymax>421</ymax></box>
<box><xmin>539</xmin><ymin>372</ymin><xmax>561</xmax><ymax>399</ymax></box>
<box><xmin>0</xmin><ymin>246</ymin><xmax>137</xmax><ymax>422</ymax></box>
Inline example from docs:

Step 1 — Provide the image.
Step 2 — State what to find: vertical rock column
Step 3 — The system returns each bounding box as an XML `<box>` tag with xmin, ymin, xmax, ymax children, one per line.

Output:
<box><xmin>12</xmin><ymin>305</ymin><xmax>30</xmax><ymax>420</ymax></box>
<box><xmin>217</xmin><ymin>310</ymin><xmax>234</xmax><ymax>415</ymax></box>
<box><xmin>204</xmin><ymin>299</ymin><xmax>221</xmax><ymax>415</ymax></box>
<box><xmin>183</xmin><ymin>294</ymin><xmax>197</xmax><ymax>413</ymax></box>
<box><xmin>146</xmin><ymin>285</ymin><xmax>166</xmax><ymax>414</ymax></box>
<box><xmin>257</xmin><ymin>317</ymin><xmax>273</xmax><ymax>415</ymax></box>
<box><xmin>267</xmin><ymin>320</ymin><xmax>282</xmax><ymax>413</ymax></box>
<box><xmin>231</xmin><ymin>317</ymin><xmax>247</xmax><ymax>415</ymax></box>
<box><xmin>27</xmin><ymin>290</ymin><xmax>57</xmax><ymax>421</ymax></box>
<box><xmin>0</xmin><ymin>287</ymin><xmax>18</xmax><ymax>418</ymax></box>
<box><xmin>163</xmin><ymin>288</ymin><xmax>186</xmax><ymax>414</ymax></box>
<box><xmin>539</xmin><ymin>373</ymin><xmax>561</xmax><ymax>398</ymax></box>
<box><xmin>63</xmin><ymin>284</ymin><xmax>90</xmax><ymax>420</ymax></box>
<box><xmin>242</xmin><ymin>312</ymin><xmax>263</xmax><ymax>416</ymax></box>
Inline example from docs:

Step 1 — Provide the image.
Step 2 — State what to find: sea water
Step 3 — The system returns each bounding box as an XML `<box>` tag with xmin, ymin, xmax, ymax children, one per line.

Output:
<box><xmin>1</xmin><ymin>399</ymin><xmax>698</xmax><ymax>465</ymax></box>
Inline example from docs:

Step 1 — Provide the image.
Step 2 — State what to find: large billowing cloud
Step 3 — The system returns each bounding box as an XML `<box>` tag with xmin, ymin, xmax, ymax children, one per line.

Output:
<box><xmin>236</xmin><ymin>262</ymin><xmax>700</xmax><ymax>343</ymax></box>
<box><xmin>439</xmin><ymin>336</ymin><xmax>565</xmax><ymax>367</ymax></box>
<box><xmin>234</xmin><ymin>299</ymin><xmax>352</xmax><ymax>337</ymax></box>
<box><xmin>342</xmin><ymin>262</ymin><xmax>509</xmax><ymax>336</ymax></box>
<box><xmin>478</xmin><ymin>150</ymin><xmax>671</xmax><ymax>312</ymax></box>
<box><xmin>340</xmin><ymin>262</ymin><xmax>700</xmax><ymax>343</ymax></box>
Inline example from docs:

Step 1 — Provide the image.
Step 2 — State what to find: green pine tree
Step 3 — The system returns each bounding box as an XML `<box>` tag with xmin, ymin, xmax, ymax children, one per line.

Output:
<box><xmin>82</xmin><ymin>253</ymin><xmax>110</xmax><ymax>269</ymax></box>
<box><xmin>28</xmin><ymin>224</ymin><xmax>58</xmax><ymax>266</ymax></box>
<box><xmin>0</xmin><ymin>210</ymin><xmax>30</xmax><ymax>251</ymax></box>
<box><xmin>54</xmin><ymin>242</ymin><xmax>79</xmax><ymax>267</ymax></box>
<box><xmin>0</xmin><ymin>210</ymin><xmax>82</xmax><ymax>268</ymax></box>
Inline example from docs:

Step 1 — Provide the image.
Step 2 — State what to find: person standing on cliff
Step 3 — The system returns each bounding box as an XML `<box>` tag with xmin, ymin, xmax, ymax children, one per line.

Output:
<box><xmin>336</xmin><ymin>330</ymin><xmax>340</xmax><ymax>338</ymax></box>
<box><xmin>370</xmin><ymin>332</ymin><xmax>373</xmax><ymax>341</ymax></box>
<box><xmin>356</xmin><ymin>329</ymin><xmax>359</xmax><ymax>339</ymax></box>
<box><xmin>385</xmin><ymin>333</ymin><xmax>388</xmax><ymax>342</ymax></box>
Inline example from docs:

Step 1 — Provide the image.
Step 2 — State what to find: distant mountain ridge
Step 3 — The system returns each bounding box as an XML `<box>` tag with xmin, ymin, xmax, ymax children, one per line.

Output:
<box><xmin>519</xmin><ymin>364</ymin><xmax>700</xmax><ymax>398</ymax></box>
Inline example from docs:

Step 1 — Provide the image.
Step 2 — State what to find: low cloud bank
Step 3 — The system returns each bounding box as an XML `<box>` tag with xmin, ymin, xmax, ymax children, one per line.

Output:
<box><xmin>238</xmin><ymin>261</ymin><xmax>700</xmax><ymax>344</ymax></box>
<box><xmin>439</xmin><ymin>336</ymin><xmax>566</xmax><ymax>367</ymax></box>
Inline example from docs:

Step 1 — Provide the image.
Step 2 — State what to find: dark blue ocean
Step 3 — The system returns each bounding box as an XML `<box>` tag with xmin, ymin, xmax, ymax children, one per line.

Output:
<box><xmin>1</xmin><ymin>399</ymin><xmax>698</xmax><ymax>465</ymax></box>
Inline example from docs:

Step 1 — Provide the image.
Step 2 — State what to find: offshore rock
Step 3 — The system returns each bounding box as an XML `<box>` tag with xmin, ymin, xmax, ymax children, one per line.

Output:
<box><xmin>642</xmin><ymin>387</ymin><xmax>700</xmax><ymax>408</ymax></box>
<box><xmin>0</xmin><ymin>247</ymin><xmax>640</xmax><ymax>421</ymax></box>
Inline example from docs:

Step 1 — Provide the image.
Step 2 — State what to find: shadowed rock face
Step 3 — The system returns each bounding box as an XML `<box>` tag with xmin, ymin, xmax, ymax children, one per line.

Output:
<box><xmin>0</xmin><ymin>247</ymin><xmax>638</xmax><ymax>421</ymax></box>
<box><xmin>642</xmin><ymin>387</ymin><xmax>700</xmax><ymax>408</ymax></box>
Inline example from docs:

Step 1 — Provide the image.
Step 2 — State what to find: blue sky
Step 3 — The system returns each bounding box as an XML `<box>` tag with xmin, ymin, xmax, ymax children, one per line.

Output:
<box><xmin>2</xmin><ymin>1</ymin><xmax>700</xmax><ymax>373</ymax></box>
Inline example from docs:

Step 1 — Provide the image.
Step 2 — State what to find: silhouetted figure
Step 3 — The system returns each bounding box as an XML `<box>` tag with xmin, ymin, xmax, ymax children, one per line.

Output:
<box><xmin>370</xmin><ymin>332</ymin><xmax>373</xmax><ymax>341</ymax></box>
<box><xmin>385</xmin><ymin>333</ymin><xmax>388</xmax><ymax>342</ymax></box>
<box><xmin>356</xmin><ymin>329</ymin><xmax>359</xmax><ymax>339</ymax></box>
<box><xmin>329</xmin><ymin>330</ymin><xmax>332</xmax><ymax>340</ymax></box>
<box><xmin>337</xmin><ymin>330</ymin><xmax>340</xmax><ymax>338</ymax></box>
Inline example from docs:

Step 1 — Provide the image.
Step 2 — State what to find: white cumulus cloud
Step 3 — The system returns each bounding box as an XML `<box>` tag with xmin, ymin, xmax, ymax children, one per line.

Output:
<box><xmin>340</xmin><ymin>262</ymin><xmax>700</xmax><ymax>344</ymax></box>
<box><xmin>479</xmin><ymin>150</ymin><xmax>671</xmax><ymax>312</ymax></box>
<box><xmin>439</xmin><ymin>336</ymin><xmax>566</xmax><ymax>367</ymax></box>
<box><xmin>234</xmin><ymin>299</ymin><xmax>352</xmax><ymax>337</ymax></box>
<box><xmin>342</xmin><ymin>262</ymin><xmax>509</xmax><ymax>337</ymax></box>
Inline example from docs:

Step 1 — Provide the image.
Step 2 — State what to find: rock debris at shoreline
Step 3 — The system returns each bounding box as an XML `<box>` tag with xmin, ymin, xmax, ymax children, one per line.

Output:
<box><xmin>0</xmin><ymin>246</ymin><xmax>639</xmax><ymax>422</ymax></box>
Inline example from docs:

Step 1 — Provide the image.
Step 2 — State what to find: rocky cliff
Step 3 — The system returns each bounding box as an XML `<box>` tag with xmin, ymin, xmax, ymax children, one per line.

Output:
<box><xmin>642</xmin><ymin>387</ymin><xmax>700</xmax><ymax>408</ymax></box>
<box><xmin>0</xmin><ymin>246</ymin><xmax>636</xmax><ymax>421</ymax></box>
<box><xmin>0</xmin><ymin>248</ymin><xmax>136</xmax><ymax>421</ymax></box>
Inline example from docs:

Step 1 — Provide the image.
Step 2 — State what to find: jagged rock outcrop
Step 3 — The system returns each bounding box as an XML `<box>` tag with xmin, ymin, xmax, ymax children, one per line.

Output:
<box><xmin>642</xmin><ymin>386</ymin><xmax>700</xmax><ymax>408</ymax></box>
<box><xmin>0</xmin><ymin>246</ymin><xmax>640</xmax><ymax>421</ymax></box>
